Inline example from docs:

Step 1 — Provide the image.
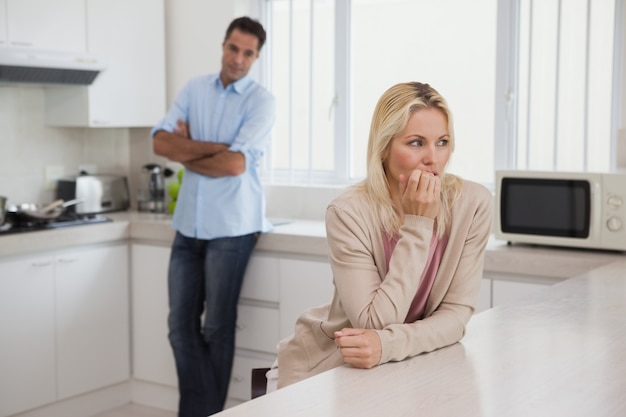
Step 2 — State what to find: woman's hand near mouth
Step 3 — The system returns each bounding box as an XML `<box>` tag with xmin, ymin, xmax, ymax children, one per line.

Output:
<box><xmin>398</xmin><ymin>169</ymin><xmax>441</xmax><ymax>219</ymax></box>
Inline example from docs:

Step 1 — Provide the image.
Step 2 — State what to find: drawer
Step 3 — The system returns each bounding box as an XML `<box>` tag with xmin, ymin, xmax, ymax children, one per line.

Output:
<box><xmin>240</xmin><ymin>254</ymin><xmax>279</xmax><ymax>303</ymax></box>
<box><xmin>228</xmin><ymin>353</ymin><xmax>275</xmax><ymax>401</ymax></box>
<box><xmin>236</xmin><ymin>304</ymin><xmax>280</xmax><ymax>353</ymax></box>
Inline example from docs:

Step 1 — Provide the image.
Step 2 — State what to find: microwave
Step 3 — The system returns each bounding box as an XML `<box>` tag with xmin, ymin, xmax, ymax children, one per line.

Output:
<box><xmin>495</xmin><ymin>170</ymin><xmax>626</xmax><ymax>251</ymax></box>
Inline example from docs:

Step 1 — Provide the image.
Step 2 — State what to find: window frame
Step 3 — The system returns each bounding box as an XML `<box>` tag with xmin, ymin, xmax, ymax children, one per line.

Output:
<box><xmin>261</xmin><ymin>0</ymin><xmax>624</xmax><ymax>187</ymax></box>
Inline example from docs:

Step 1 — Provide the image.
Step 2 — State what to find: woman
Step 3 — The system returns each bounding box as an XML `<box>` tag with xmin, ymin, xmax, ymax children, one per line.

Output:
<box><xmin>275</xmin><ymin>81</ymin><xmax>493</xmax><ymax>388</ymax></box>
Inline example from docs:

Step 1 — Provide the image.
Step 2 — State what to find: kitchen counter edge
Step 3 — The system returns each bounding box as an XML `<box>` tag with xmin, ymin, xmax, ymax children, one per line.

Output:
<box><xmin>1</xmin><ymin>212</ymin><xmax>623</xmax><ymax>281</ymax></box>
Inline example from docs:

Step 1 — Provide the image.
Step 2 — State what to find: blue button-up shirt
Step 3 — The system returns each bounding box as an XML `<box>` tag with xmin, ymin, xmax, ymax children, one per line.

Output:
<box><xmin>151</xmin><ymin>73</ymin><xmax>275</xmax><ymax>239</ymax></box>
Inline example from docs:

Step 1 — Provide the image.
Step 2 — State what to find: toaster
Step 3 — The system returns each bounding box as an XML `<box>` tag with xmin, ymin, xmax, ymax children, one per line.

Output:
<box><xmin>57</xmin><ymin>174</ymin><xmax>130</xmax><ymax>215</ymax></box>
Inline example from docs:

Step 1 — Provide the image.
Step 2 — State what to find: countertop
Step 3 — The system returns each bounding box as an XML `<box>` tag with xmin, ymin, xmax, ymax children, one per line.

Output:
<box><xmin>0</xmin><ymin>211</ymin><xmax>621</xmax><ymax>281</ymax></box>
<box><xmin>0</xmin><ymin>212</ymin><xmax>326</xmax><ymax>258</ymax></box>
<box><xmin>214</xmin><ymin>257</ymin><xmax>626</xmax><ymax>417</ymax></box>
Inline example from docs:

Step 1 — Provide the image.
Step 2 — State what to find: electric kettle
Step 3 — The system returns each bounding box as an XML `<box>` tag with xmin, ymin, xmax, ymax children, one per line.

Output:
<box><xmin>137</xmin><ymin>164</ymin><xmax>173</xmax><ymax>213</ymax></box>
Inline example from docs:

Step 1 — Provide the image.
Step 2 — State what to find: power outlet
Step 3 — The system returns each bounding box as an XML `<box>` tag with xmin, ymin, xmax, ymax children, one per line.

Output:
<box><xmin>44</xmin><ymin>165</ymin><xmax>65</xmax><ymax>191</ymax></box>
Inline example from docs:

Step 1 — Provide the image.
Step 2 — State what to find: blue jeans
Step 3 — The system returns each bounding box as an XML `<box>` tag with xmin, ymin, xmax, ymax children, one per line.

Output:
<box><xmin>167</xmin><ymin>231</ymin><xmax>258</xmax><ymax>417</ymax></box>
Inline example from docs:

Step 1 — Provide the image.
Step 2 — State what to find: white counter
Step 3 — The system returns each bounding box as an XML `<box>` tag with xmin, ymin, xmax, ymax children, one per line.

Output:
<box><xmin>214</xmin><ymin>257</ymin><xmax>626</xmax><ymax>417</ymax></box>
<box><xmin>0</xmin><ymin>211</ymin><xmax>620</xmax><ymax>280</ymax></box>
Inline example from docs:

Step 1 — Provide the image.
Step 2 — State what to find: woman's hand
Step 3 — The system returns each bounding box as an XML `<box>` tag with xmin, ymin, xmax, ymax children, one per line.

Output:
<box><xmin>398</xmin><ymin>170</ymin><xmax>441</xmax><ymax>219</ymax></box>
<box><xmin>334</xmin><ymin>328</ymin><xmax>382</xmax><ymax>369</ymax></box>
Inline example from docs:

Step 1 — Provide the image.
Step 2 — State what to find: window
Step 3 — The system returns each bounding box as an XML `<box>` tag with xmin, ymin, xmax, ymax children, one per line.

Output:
<box><xmin>516</xmin><ymin>0</ymin><xmax>617</xmax><ymax>172</ymax></box>
<box><xmin>262</xmin><ymin>0</ymin><xmax>622</xmax><ymax>186</ymax></box>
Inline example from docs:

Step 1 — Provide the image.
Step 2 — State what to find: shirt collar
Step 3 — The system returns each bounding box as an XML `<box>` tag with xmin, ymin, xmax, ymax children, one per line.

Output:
<box><xmin>215</xmin><ymin>73</ymin><xmax>253</xmax><ymax>94</ymax></box>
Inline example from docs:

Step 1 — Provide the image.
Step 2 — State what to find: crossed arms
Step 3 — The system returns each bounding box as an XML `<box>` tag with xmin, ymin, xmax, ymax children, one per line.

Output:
<box><xmin>153</xmin><ymin>120</ymin><xmax>245</xmax><ymax>178</ymax></box>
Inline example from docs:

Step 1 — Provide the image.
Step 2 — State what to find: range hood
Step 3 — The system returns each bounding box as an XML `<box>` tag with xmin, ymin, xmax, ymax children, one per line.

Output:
<box><xmin>0</xmin><ymin>49</ymin><xmax>105</xmax><ymax>86</ymax></box>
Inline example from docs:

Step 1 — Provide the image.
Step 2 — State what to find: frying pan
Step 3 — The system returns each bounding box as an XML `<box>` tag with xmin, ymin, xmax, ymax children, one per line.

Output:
<box><xmin>7</xmin><ymin>199</ymin><xmax>84</xmax><ymax>223</ymax></box>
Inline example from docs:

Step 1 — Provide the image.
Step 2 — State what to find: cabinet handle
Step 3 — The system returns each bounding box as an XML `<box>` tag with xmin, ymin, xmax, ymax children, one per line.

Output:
<box><xmin>91</xmin><ymin>120</ymin><xmax>111</xmax><ymax>126</ymax></box>
<box><xmin>10</xmin><ymin>41</ymin><xmax>33</xmax><ymax>47</ymax></box>
<box><xmin>32</xmin><ymin>260</ymin><xmax>53</xmax><ymax>267</ymax></box>
<box><xmin>235</xmin><ymin>323</ymin><xmax>245</xmax><ymax>331</ymax></box>
<box><xmin>232</xmin><ymin>376</ymin><xmax>244</xmax><ymax>383</ymax></box>
<box><xmin>57</xmin><ymin>258</ymin><xmax>78</xmax><ymax>264</ymax></box>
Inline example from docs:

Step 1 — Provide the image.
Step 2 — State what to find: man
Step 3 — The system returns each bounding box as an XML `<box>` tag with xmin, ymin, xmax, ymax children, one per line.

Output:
<box><xmin>151</xmin><ymin>16</ymin><xmax>275</xmax><ymax>416</ymax></box>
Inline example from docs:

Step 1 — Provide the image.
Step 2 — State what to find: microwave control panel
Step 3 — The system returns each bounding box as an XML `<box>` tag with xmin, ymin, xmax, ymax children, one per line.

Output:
<box><xmin>601</xmin><ymin>173</ymin><xmax>626</xmax><ymax>249</ymax></box>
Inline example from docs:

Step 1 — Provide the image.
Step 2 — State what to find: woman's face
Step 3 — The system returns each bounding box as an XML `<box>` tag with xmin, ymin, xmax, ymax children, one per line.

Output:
<box><xmin>383</xmin><ymin>107</ymin><xmax>451</xmax><ymax>191</ymax></box>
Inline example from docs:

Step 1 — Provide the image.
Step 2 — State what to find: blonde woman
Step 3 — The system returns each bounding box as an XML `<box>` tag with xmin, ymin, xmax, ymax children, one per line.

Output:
<box><xmin>274</xmin><ymin>82</ymin><xmax>493</xmax><ymax>388</ymax></box>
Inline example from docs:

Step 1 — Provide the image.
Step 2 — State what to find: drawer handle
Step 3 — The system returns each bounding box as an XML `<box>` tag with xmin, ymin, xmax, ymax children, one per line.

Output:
<box><xmin>232</xmin><ymin>376</ymin><xmax>244</xmax><ymax>383</ymax></box>
<box><xmin>236</xmin><ymin>323</ymin><xmax>246</xmax><ymax>331</ymax></box>
<box><xmin>57</xmin><ymin>258</ymin><xmax>78</xmax><ymax>263</ymax></box>
<box><xmin>32</xmin><ymin>261</ymin><xmax>53</xmax><ymax>267</ymax></box>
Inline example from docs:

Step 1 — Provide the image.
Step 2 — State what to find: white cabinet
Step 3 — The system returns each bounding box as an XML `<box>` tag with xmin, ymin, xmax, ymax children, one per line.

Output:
<box><xmin>0</xmin><ymin>254</ymin><xmax>56</xmax><ymax>417</ymax></box>
<box><xmin>0</xmin><ymin>243</ymin><xmax>129</xmax><ymax>417</ymax></box>
<box><xmin>0</xmin><ymin>0</ymin><xmax>7</xmax><ymax>47</ymax></box>
<box><xmin>45</xmin><ymin>0</ymin><xmax>166</xmax><ymax>127</ymax></box>
<box><xmin>131</xmin><ymin>243</ymin><xmax>177</xmax><ymax>386</ymax></box>
<box><xmin>55</xmin><ymin>244</ymin><xmax>130</xmax><ymax>399</ymax></box>
<box><xmin>279</xmin><ymin>258</ymin><xmax>334</xmax><ymax>339</ymax></box>
<box><xmin>4</xmin><ymin>0</ymin><xmax>86</xmax><ymax>52</ymax></box>
<box><xmin>130</xmin><ymin>245</ymin><xmax>332</xmax><ymax>405</ymax></box>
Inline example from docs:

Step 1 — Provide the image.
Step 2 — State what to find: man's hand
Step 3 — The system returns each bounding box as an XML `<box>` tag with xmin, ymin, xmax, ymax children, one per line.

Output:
<box><xmin>334</xmin><ymin>328</ymin><xmax>382</xmax><ymax>369</ymax></box>
<box><xmin>174</xmin><ymin>119</ymin><xmax>190</xmax><ymax>138</ymax></box>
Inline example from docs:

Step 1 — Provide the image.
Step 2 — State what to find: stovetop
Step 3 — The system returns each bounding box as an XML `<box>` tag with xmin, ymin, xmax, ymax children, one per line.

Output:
<box><xmin>0</xmin><ymin>212</ymin><xmax>112</xmax><ymax>235</ymax></box>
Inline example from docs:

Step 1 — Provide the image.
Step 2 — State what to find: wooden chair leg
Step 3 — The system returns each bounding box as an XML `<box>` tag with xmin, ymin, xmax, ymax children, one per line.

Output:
<box><xmin>251</xmin><ymin>367</ymin><xmax>271</xmax><ymax>399</ymax></box>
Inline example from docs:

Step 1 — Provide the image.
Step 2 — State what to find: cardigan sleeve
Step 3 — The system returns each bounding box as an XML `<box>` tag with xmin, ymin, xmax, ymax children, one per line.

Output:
<box><xmin>375</xmin><ymin>183</ymin><xmax>494</xmax><ymax>364</ymax></box>
<box><xmin>326</xmin><ymin>202</ymin><xmax>435</xmax><ymax>329</ymax></box>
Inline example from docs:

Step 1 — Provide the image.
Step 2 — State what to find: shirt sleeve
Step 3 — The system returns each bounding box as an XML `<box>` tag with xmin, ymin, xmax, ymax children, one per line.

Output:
<box><xmin>228</xmin><ymin>89</ymin><xmax>276</xmax><ymax>168</ymax></box>
<box><xmin>150</xmin><ymin>80</ymin><xmax>191</xmax><ymax>137</ymax></box>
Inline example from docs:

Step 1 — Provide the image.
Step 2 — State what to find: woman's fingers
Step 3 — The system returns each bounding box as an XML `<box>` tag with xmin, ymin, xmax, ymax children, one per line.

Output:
<box><xmin>400</xmin><ymin>170</ymin><xmax>441</xmax><ymax>218</ymax></box>
<box><xmin>334</xmin><ymin>328</ymin><xmax>381</xmax><ymax>369</ymax></box>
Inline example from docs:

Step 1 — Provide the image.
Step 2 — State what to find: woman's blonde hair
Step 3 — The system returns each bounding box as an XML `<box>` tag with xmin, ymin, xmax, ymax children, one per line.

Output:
<box><xmin>355</xmin><ymin>82</ymin><xmax>463</xmax><ymax>238</ymax></box>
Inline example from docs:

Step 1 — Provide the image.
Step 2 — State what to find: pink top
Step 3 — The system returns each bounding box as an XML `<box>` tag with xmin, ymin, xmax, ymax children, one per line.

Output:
<box><xmin>383</xmin><ymin>229</ymin><xmax>449</xmax><ymax>323</ymax></box>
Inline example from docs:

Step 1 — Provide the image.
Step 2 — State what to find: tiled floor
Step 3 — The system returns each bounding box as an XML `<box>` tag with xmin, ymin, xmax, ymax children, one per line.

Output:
<box><xmin>90</xmin><ymin>404</ymin><xmax>176</xmax><ymax>417</ymax></box>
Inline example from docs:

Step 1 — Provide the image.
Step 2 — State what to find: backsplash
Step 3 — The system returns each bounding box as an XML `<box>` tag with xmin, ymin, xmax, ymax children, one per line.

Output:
<box><xmin>0</xmin><ymin>85</ymin><xmax>157</xmax><ymax>207</ymax></box>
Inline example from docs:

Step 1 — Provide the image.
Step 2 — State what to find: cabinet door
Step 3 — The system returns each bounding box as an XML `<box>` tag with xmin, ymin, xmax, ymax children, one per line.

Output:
<box><xmin>236</xmin><ymin>304</ymin><xmax>280</xmax><ymax>353</ymax></box>
<box><xmin>0</xmin><ymin>0</ymin><xmax>7</xmax><ymax>47</ymax></box>
<box><xmin>279</xmin><ymin>258</ymin><xmax>334</xmax><ymax>339</ymax></box>
<box><xmin>86</xmin><ymin>0</ymin><xmax>166</xmax><ymax>126</ymax></box>
<box><xmin>131</xmin><ymin>243</ymin><xmax>178</xmax><ymax>387</ymax></box>
<box><xmin>5</xmin><ymin>0</ymin><xmax>85</xmax><ymax>52</ymax></box>
<box><xmin>240</xmin><ymin>254</ymin><xmax>280</xmax><ymax>303</ymax></box>
<box><xmin>0</xmin><ymin>255</ymin><xmax>56</xmax><ymax>417</ymax></box>
<box><xmin>45</xmin><ymin>0</ymin><xmax>166</xmax><ymax>127</ymax></box>
<box><xmin>55</xmin><ymin>244</ymin><xmax>130</xmax><ymax>399</ymax></box>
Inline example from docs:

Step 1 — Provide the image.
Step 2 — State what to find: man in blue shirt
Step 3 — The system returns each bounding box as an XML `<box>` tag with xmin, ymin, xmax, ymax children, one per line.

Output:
<box><xmin>151</xmin><ymin>16</ymin><xmax>275</xmax><ymax>417</ymax></box>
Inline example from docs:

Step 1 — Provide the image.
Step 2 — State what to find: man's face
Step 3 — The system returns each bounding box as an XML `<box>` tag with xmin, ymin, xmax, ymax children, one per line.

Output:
<box><xmin>220</xmin><ymin>28</ymin><xmax>260</xmax><ymax>87</ymax></box>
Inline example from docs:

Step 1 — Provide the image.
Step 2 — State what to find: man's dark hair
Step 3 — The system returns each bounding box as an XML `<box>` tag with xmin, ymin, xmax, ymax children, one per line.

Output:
<box><xmin>224</xmin><ymin>17</ymin><xmax>267</xmax><ymax>51</ymax></box>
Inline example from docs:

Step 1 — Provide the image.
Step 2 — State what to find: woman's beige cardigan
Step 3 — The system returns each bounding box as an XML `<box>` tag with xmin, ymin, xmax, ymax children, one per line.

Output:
<box><xmin>277</xmin><ymin>179</ymin><xmax>493</xmax><ymax>388</ymax></box>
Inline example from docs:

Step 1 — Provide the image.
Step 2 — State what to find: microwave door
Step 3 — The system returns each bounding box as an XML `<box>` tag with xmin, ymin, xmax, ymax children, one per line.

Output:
<box><xmin>500</xmin><ymin>178</ymin><xmax>591</xmax><ymax>238</ymax></box>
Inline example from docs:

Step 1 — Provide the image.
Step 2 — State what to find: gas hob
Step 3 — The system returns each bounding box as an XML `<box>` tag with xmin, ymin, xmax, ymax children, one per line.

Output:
<box><xmin>0</xmin><ymin>212</ymin><xmax>112</xmax><ymax>235</ymax></box>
